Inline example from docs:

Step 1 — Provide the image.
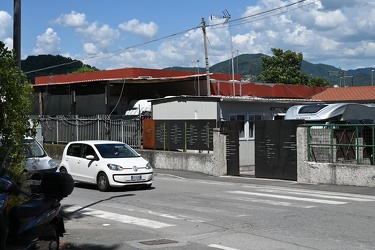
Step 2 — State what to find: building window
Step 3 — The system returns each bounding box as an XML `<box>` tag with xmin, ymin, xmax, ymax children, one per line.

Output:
<box><xmin>229</xmin><ymin>113</ymin><xmax>264</xmax><ymax>139</ymax></box>
<box><xmin>229</xmin><ymin>114</ymin><xmax>245</xmax><ymax>138</ymax></box>
<box><xmin>249</xmin><ymin>114</ymin><xmax>263</xmax><ymax>139</ymax></box>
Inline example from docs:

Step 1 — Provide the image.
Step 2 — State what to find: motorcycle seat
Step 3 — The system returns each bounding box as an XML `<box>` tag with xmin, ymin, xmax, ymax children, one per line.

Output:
<box><xmin>9</xmin><ymin>197</ymin><xmax>57</xmax><ymax>219</ymax></box>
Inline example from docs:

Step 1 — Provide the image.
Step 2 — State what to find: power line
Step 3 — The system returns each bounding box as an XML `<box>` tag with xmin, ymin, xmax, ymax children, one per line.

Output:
<box><xmin>24</xmin><ymin>0</ymin><xmax>319</xmax><ymax>75</ymax></box>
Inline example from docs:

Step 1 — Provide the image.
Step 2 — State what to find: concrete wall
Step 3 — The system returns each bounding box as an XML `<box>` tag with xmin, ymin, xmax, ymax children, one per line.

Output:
<box><xmin>44</xmin><ymin>129</ymin><xmax>228</xmax><ymax>177</ymax></box>
<box><xmin>297</xmin><ymin>126</ymin><xmax>375</xmax><ymax>187</ymax></box>
<box><xmin>137</xmin><ymin>129</ymin><xmax>227</xmax><ymax>176</ymax></box>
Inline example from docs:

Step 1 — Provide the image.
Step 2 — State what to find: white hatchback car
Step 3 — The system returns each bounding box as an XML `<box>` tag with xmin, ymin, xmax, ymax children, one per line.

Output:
<box><xmin>59</xmin><ymin>140</ymin><xmax>154</xmax><ymax>191</ymax></box>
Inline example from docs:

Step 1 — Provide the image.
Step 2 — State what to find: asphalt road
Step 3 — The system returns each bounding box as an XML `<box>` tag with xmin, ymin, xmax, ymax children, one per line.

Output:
<box><xmin>58</xmin><ymin>168</ymin><xmax>375</xmax><ymax>250</ymax></box>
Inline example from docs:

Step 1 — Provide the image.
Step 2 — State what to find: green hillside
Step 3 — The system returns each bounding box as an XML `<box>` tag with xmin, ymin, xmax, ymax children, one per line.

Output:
<box><xmin>166</xmin><ymin>53</ymin><xmax>375</xmax><ymax>86</ymax></box>
<box><xmin>21</xmin><ymin>54</ymin><xmax>99</xmax><ymax>84</ymax></box>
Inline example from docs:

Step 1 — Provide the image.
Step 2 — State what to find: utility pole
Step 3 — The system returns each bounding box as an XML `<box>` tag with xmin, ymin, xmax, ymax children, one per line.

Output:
<box><xmin>14</xmin><ymin>0</ymin><xmax>21</xmax><ymax>69</ymax></box>
<box><xmin>222</xmin><ymin>9</ymin><xmax>235</xmax><ymax>96</ymax></box>
<box><xmin>201</xmin><ymin>18</ymin><xmax>211</xmax><ymax>96</ymax></box>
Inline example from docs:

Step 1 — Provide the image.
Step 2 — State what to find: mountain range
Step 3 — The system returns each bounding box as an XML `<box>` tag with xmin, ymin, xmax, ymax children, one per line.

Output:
<box><xmin>22</xmin><ymin>54</ymin><xmax>375</xmax><ymax>86</ymax></box>
<box><xmin>166</xmin><ymin>53</ymin><xmax>375</xmax><ymax>87</ymax></box>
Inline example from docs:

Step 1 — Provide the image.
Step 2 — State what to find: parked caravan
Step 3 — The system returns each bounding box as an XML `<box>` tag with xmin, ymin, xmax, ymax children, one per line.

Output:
<box><xmin>284</xmin><ymin>103</ymin><xmax>375</xmax><ymax>123</ymax></box>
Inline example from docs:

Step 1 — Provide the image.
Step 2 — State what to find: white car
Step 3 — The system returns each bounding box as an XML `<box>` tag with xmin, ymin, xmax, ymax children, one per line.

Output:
<box><xmin>59</xmin><ymin>140</ymin><xmax>154</xmax><ymax>192</ymax></box>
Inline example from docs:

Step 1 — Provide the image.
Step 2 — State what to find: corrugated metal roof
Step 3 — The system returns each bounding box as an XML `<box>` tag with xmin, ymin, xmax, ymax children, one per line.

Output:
<box><xmin>150</xmin><ymin>95</ymin><xmax>321</xmax><ymax>104</ymax></box>
<box><xmin>34</xmin><ymin>67</ymin><xmax>240</xmax><ymax>86</ymax></box>
<box><xmin>311</xmin><ymin>86</ymin><xmax>375</xmax><ymax>102</ymax></box>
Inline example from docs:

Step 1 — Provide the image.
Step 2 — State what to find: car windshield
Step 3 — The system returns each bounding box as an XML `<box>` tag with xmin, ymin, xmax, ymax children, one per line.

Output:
<box><xmin>94</xmin><ymin>143</ymin><xmax>139</xmax><ymax>158</ymax></box>
<box><xmin>24</xmin><ymin>139</ymin><xmax>46</xmax><ymax>158</ymax></box>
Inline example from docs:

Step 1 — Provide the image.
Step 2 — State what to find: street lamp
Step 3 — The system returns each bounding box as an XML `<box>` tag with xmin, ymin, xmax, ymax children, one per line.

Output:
<box><xmin>372</xmin><ymin>70</ymin><xmax>374</xmax><ymax>86</ymax></box>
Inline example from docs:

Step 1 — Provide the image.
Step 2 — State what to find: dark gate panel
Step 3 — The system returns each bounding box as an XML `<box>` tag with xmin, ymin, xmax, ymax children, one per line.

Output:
<box><xmin>220</xmin><ymin>121</ymin><xmax>239</xmax><ymax>176</ymax></box>
<box><xmin>255</xmin><ymin>120</ymin><xmax>304</xmax><ymax>180</ymax></box>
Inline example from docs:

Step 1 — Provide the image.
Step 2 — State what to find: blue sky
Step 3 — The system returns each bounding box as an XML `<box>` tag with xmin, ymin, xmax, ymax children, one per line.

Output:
<box><xmin>1</xmin><ymin>0</ymin><xmax>375</xmax><ymax>71</ymax></box>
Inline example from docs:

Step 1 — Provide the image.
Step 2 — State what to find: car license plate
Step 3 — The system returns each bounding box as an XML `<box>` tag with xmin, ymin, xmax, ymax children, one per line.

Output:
<box><xmin>131</xmin><ymin>175</ymin><xmax>141</xmax><ymax>181</ymax></box>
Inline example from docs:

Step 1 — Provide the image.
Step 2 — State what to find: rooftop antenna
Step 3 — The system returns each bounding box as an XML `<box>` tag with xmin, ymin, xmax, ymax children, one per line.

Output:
<box><xmin>211</xmin><ymin>9</ymin><xmax>235</xmax><ymax>96</ymax></box>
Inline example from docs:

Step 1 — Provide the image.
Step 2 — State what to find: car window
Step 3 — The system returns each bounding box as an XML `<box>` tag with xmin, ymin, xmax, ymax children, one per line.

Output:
<box><xmin>82</xmin><ymin>144</ymin><xmax>97</xmax><ymax>158</ymax></box>
<box><xmin>24</xmin><ymin>139</ymin><xmax>46</xmax><ymax>158</ymax></box>
<box><xmin>94</xmin><ymin>143</ymin><xmax>139</xmax><ymax>158</ymax></box>
<box><xmin>67</xmin><ymin>144</ymin><xmax>82</xmax><ymax>157</ymax></box>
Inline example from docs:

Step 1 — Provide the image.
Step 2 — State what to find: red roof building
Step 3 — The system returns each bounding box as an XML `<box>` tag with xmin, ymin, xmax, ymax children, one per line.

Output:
<box><xmin>311</xmin><ymin>86</ymin><xmax>375</xmax><ymax>103</ymax></box>
<box><xmin>32</xmin><ymin>67</ymin><xmax>327</xmax><ymax>116</ymax></box>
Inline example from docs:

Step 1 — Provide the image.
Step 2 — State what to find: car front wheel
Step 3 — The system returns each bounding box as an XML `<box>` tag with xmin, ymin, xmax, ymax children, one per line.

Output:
<box><xmin>59</xmin><ymin>167</ymin><xmax>67</xmax><ymax>173</ymax></box>
<box><xmin>97</xmin><ymin>173</ymin><xmax>110</xmax><ymax>192</ymax></box>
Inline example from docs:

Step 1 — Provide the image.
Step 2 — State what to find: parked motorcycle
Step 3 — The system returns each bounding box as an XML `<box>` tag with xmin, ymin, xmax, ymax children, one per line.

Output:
<box><xmin>0</xmin><ymin>166</ymin><xmax>74</xmax><ymax>249</ymax></box>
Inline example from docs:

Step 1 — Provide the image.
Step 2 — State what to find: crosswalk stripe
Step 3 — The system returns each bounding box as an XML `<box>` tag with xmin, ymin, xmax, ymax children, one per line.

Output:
<box><xmin>243</xmin><ymin>184</ymin><xmax>375</xmax><ymax>201</ymax></box>
<box><xmin>228</xmin><ymin>191</ymin><xmax>347</xmax><ymax>205</ymax></box>
<box><xmin>64</xmin><ymin>205</ymin><xmax>175</xmax><ymax>229</ymax></box>
<box><xmin>208</xmin><ymin>244</ymin><xmax>240</xmax><ymax>250</ymax></box>
<box><xmin>232</xmin><ymin>197</ymin><xmax>316</xmax><ymax>208</ymax></box>
<box><xmin>259</xmin><ymin>190</ymin><xmax>374</xmax><ymax>202</ymax></box>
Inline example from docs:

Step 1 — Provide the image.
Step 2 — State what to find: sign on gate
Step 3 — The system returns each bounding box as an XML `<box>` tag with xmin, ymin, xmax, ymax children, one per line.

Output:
<box><xmin>143</xmin><ymin>119</ymin><xmax>215</xmax><ymax>151</ymax></box>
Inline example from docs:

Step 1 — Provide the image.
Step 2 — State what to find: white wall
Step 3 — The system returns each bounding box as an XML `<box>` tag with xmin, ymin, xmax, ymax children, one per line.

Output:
<box><xmin>153</xmin><ymin>100</ymin><xmax>218</xmax><ymax>120</ymax></box>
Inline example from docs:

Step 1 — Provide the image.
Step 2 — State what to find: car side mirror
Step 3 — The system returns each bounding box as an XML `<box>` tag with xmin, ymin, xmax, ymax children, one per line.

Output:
<box><xmin>86</xmin><ymin>155</ymin><xmax>96</xmax><ymax>161</ymax></box>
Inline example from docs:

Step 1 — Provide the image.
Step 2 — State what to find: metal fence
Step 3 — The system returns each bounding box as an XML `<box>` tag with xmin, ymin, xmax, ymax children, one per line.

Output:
<box><xmin>37</xmin><ymin>115</ymin><xmax>142</xmax><ymax>148</ymax></box>
<box><xmin>307</xmin><ymin>123</ymin><xmax>375</xmax><ymax>165</ymax></box>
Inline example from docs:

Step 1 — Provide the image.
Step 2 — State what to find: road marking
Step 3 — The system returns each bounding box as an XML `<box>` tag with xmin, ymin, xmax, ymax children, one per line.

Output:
<box><xmin>208</xmin><ymin>244</ymin><xmax>240</xmax><ymax>250</ymax></box>
<box><xmin>259</xmin><ymin>189</ymin><xmax>374</xmax><ymax>202</ymax></box>
<box><xmin>243</xmin><ymin>184</ymin><xmax>375</xmax><ymax>201</ymax></box>
<box><xmin>232</xmin><ymin>197</ymin><xmax>316</xmax><ymax>208</ymax></box>
<box><xmin>146</xmin><ymin>210</ymin><xmax>205</xmax><ymax>223</ymax></box>
<box><xmin>228</xmin><ymin>191</ymin><xmax>347</xmax><ymax>205</ymax></box>
<box><xmin>65</xmin><ymin>205</ymin><xmax>175</xmax><ymax>229</ymax></box>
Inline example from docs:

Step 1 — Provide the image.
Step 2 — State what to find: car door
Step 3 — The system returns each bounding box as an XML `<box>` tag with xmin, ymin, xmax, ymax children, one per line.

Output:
<box><xmin>65</xmin><ymin>143</ymin><xmax>83</xmax><ymax>181</ymax></box>
<box><xmin>79</xmin><ymin>143</ymin><xmax>98</xmax><ymax>183</ymax></box>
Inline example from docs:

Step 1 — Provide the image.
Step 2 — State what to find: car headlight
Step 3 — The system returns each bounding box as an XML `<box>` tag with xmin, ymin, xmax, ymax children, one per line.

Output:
<box><xmin>107</xmin><ymin>164</ymin><xmax>124</xmax><ymax>171</ymax></box>
<box><xmin>145</xmin><ymin>162</ymin><xmax>153</xmax><ymax>170</ymax></box>
<box><xmin>48</xmin><ymin>159</ymin><xmax>58</xmax><ymax>168</ymax></box>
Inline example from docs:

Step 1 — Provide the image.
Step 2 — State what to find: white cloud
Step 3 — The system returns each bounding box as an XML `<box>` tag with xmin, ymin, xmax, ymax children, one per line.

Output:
<box><xmin>314</xmin><ymin>10</ymin><xmax>346</xmax><ymax>30</ymax></box>
<box><xmin>0</xmin><ymin>11</ymin><xmax>12</xmax><ymax>41</ymax></box>
<box><xmin>32</xmin><ymin>28</ymin><xmax>61</xmax><ymax>54</ymax></box>
<box><xmin>118</xmin><ymin>19</ymin><xmax>158</xmax><ymax>38</ymax></box>
<box><xmin>53</xmin><ymin>11</ymin><xmax>87</xmax><ymax>27</ymax></box>
<box><xmin>83</xmin><ymin>43</ymin><xmax>98</xmax><ymax>55</ymax></box>
<box><xmin>3</xmin><ymin>37</ymin><xmax>13</xmax><ymax>50</ymax></box>
<box><xmin>76</xmin><ymin>22</ymin><xmax>119</xmax><ymax>53</ymax></box>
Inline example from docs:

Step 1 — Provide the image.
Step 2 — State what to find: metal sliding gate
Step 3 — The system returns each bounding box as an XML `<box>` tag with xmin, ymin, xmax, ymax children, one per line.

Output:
<box><xmin>255</xmin><ymin>120</ymin><xmax>304</xmax><ymax>180</ymax></box>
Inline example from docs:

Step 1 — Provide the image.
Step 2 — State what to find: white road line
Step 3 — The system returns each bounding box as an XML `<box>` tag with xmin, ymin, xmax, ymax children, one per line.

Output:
<box><xmin>259</xmin><ymin>189</ymin><xmax>374</xmax><ymax>202</ymax></box>
<box><xmin>146</xmin><ymin>210</ymin><xmax>205</xmax><ymax>223</ymax></box>
<box><xmin>65</xmin><ymin>205</ymin><xmax>175</xmax><ymax>229</ymax></box>
<box><xmin>208</xmin><ymin>244</ymin><xmax>240</xmax><ymax>250</ymax></box>
<box><xmin>228</xmin><ymin>191</ymin><xmax>347</xmax><ymax>205</ymax></box>
<box><xmin>232</xmin><ymin>197</ymin><xmax>316</xmax><ymax>208</ymax></box>
<box><xmin>243</xmin><ymin>184</ymin><xmax>375</xmax><ymax>201</ymax></box>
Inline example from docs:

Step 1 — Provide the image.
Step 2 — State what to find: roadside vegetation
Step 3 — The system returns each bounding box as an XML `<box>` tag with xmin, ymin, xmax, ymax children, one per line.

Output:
<box><xmin>0</xmin><ymin>41</ymin><xmax>34</xmax><ymax>180</ymax></box>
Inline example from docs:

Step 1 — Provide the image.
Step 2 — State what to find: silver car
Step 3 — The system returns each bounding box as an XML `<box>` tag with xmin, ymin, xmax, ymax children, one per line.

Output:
<box><xmin>23</xmin><ymin>137</ymin><xmax>58</xmax><ymax>173</ymax></box>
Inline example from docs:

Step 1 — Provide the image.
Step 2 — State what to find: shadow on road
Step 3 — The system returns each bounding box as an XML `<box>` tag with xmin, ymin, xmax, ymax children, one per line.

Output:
<box><xmin>61</xmin><ymin>241</ymin><xmax>123</xmax><ymax>250</ymax></box>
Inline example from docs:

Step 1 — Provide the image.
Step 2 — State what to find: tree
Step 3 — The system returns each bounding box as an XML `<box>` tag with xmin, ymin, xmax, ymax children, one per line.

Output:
<box><xmin>0</xmin><ymin>41</ymin><xmax>34</xmax><ymax>179</ymax></box>
<box><xmin>258</xmin><ymin>48</ymin><xmax>329</xmax><ymax>86</ymax></box>
<box><xmin>71</xmin><ymin>65</ymin><xmax>100</xmax><ymax>74</ymax></box>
